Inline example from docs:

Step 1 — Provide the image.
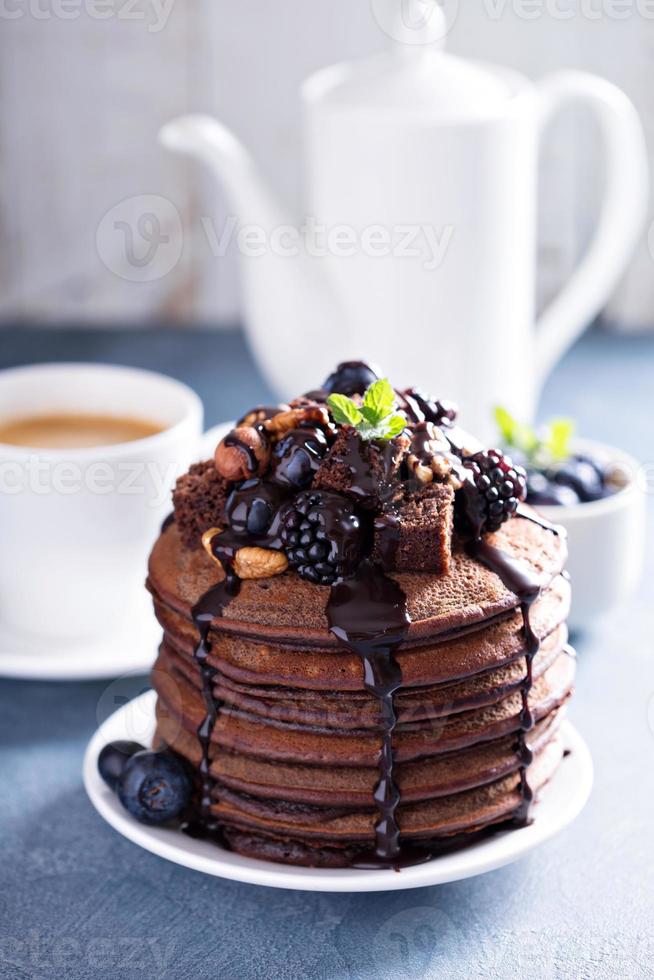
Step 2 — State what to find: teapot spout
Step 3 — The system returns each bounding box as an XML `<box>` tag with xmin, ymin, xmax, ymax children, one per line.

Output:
<box><xmin>159</xmin><ymin>114</ymin><xmax>340</xmax><ymax>398</ymax></box>
<box><xmin>160</xmin><ymin>114</ymin><xmax>289</xmax><ymax>229</ymax></box>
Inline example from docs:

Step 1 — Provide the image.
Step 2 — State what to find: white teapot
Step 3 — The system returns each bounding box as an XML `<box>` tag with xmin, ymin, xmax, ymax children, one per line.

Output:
<box><xmin>160</xmin><ymin>10</ymin><xmax>647</xmax><ymax>437</ymax></box>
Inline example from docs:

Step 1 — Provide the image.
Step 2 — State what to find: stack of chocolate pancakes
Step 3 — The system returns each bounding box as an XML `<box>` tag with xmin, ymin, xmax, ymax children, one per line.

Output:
<box><xmin>147</xmin><ymin>367</ymin><xmax>574</xmax><ymax>868</ymax></box>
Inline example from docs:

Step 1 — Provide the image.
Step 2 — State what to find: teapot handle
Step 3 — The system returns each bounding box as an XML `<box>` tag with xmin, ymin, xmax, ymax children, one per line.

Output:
<box><xmin>533</xmin><ymin>71</ymin><xmax>648</xmax><ymax>388</ymax></box>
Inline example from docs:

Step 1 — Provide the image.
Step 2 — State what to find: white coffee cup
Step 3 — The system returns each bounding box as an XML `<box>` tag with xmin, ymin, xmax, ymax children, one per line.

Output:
<box><xmin>0</xmin><ymin>363</ymin><xmax>203</xmax><ymax>642</ymax></box>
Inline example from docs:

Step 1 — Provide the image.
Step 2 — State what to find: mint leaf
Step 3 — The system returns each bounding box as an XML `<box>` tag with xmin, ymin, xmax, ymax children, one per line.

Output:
<box><xmin>545</xmin><ymin>418</ymin><xmax>574</xmax><ymax>461</ymax></box>
<box><xmin>494</xmin><ymin>405</ymin><xmax>538</xmax><ymax>455</ymax></box>
<box><xmin>494</xmin><ymin>406</ymin><xmax>518</xmax><ymax>445</ymax></box>
<box><xmin>355</xmin><ymin>413</ymin><xmax>407</xmax><ymax>441</ymax></box>
<box><xmin>495</xmin><ymin>405</ymin><xmax>575</xmax><ymax>465</ymax></box>
<box><xmin>382</xmin><ymin>415</ymin><xmax>408</xmax><ymax>439</ymax></box>
<box><xmin>362</xmin><ymin>378</ymin><xmax>396</xmax><ymax>424</ymax></box>
<box><xmin>359</xmin><ymin>404</ymin><xmax>381</xmax><ymax>425</ymax></box>
<box><xmin>327</xmin><ymin>382</ymin><xmax>405</xmax><ymax>441</ymax></box>
<box><xmin>326</xmin><ymin>393</ymin><xmax>363</xmax><ymax>427</ymax></box>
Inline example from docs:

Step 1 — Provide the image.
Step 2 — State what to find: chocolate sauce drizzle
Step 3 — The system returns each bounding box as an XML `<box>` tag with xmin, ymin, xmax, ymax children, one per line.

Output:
<box><xmin>336</xmin><ymin>429</ymin><xmax>402</xmax><ymax>507</ymax></box>
<box><xmin>327</xmin><ymin>559</ymin><xmax>411</xmax><ymax>866</ymax></box>
<box><xmin>466</xmin><ymin>536</ymin><xmax>544</xmax><ymax>825</ymax></box>
<box><xmin>373</xmin><ymin>513</ymin><xmax>401</xmax><ymax>571</ymax></box>
<box><xmin>181</xmin><ymin>410</ymin><xmax>559</xmax><ymax>862</ymax></box>
<box><xmin>185</xmin><ymin>526</ymin><xmax>549</xmax><ymax>859</ymax></box>
<box><xmin>160</xmin><ymin>511</ymin><xmax>175</xmax><ymax>532</ymax></box>
<box><xmin>399</xmin><ymin>389</ymin><xmax>457</xmax><ymax>429</ymax></box>
<box><xmin>188</xmin><ymin>533</ymin><xmax>242</xmax><ymax>830</ymax></box>
<box><xmin>516</xmin><ymin>504</ymin><xmax>564</xmax><ymax>538</ymax></box>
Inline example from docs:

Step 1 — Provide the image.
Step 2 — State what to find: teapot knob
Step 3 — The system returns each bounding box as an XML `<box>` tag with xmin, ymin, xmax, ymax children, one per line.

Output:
<box><xmin>386</xmin><ymin>0</ymin><xmax>447</xmax><ymax>52</ymax></box>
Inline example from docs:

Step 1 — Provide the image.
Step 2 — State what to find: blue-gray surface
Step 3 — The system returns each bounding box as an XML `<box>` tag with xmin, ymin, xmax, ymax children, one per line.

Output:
<box><xmin>1</xmin><ymin>327</ymin><xmax>652</xmax><ymax>980</ymax></box>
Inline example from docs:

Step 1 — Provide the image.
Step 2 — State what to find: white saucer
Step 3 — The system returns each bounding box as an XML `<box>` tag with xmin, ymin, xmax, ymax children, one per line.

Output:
<box><xmin>83</xmin><ymin>690</ymin><xmax>593</xmax><ymax>893</ymax></box>
<box><xmin>0</xmin><ymin>423</ymin><xmax>232</xmax><ymax>682</ymax></box>
<box><xmin>0</xmin><ymin>593</ymin><xmax>161</xmax><ymax>681</ymax></box>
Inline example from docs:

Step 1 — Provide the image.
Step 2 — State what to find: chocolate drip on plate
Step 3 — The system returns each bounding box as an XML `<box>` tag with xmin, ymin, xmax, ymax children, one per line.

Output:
<box><xmin>327</xmin><ymin>559</ymin><xmax>412</xmax><ymax>866</ymax></box>
<box><xmin>466</xmin><ymin>537</ymin><xmax>543</xmax><ymax>825</ymax></box>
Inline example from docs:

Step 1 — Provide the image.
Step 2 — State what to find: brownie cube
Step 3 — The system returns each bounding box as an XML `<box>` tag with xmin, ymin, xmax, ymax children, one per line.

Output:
<box><xmin>172</xmin><ymin>460</ymin><xmax>230</xmax><ymax>549</ymax></box>
<box><xmin>313</xmin><ymin>427</ymin><xmax>408</xmax><ymax>509</ymax></box>
<box><xmin>373</xmin><ymin>483</ymin><xmax>454</xmax><ymax>574</ymax></box>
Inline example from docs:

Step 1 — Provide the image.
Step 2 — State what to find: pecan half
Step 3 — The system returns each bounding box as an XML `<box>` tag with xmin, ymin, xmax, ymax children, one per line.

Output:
<box><xmin>233</xmin><ymin>547</ymin><xmax>288</xmax><ymax>580</ymax></box>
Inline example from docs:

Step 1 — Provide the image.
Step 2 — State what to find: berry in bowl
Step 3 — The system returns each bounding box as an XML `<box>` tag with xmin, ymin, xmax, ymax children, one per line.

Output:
<box><xmin>495</xmin><ymin>408</ymin><xmax>646</xmax><ymax>630</ymax></box>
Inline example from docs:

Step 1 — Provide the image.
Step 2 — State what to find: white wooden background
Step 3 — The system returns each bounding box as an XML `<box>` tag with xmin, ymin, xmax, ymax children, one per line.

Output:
<box><xmin>1</xmin><ymin>0</ymin><xmax>653</xmax><ymax>329</ymax></box>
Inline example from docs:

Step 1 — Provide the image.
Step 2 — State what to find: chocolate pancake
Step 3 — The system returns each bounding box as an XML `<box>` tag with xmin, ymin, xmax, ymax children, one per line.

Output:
<box><xmin>125</xmin><ymin>371</ymin><xmax>580</xmax><ymax>868</ymax></box>
<box><xmin>147</xmin><ymin>511</ymin><xmax>574</xmax><ymax>867</ymax></box>
<box><xmin>148</xmin><ymin>514</ymin><xmax>566</xmax><ymax>642</ymax></box>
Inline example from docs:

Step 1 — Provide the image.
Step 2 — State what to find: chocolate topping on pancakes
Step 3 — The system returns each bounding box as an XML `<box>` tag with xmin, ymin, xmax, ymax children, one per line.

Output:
<box><xmin>144</xmin><ymin>364</ymin><xmax>573</xmax><ymax>868</ymax></box>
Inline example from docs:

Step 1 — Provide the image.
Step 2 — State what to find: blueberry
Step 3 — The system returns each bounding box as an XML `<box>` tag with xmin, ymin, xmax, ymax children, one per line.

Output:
<box><xmin>288</xmin><ymin>452</ymin><xmax>312</xmax><ymax>487</ymax></box>
<box><xmin>226</xmin><ymin>479</ymin><xmax>287</xmax><ymax>538</ymax></box>
<box><xmin>549</xmin><ymin>456</ymin><xmax>606</xmax><ymax>502</ymax></box>
<box><xmin>247</xmin><ymin>497</ymin><xmax>273</xmax><ymax>535</ymax></box>
<box><xmin>117</xmin><ymin>750</ymin><xmax>192</xmax><ymax>825</ymax></box>
<box><xmin>526</xmin><ymin>471</ymin><xmax>579</xmax><ymax>507</ymax></box>
<box><xmin>98</xmin><ymin>740</ymin><xmax>144</xmax><ymax>790</ymax></box>
<box><xmin>574</xmin><ymin>453</ymin><xmax>609</xmax><ymax>487</ymax></box>
<box><xmin>323</xmin><ymin>360</ymin><xmax>379</xmax><ymax>396</ymax></box>
<box><xmin>271</xmin><ymin>428</ymin><xmax>328</xmax><ymax>489</ymax></box>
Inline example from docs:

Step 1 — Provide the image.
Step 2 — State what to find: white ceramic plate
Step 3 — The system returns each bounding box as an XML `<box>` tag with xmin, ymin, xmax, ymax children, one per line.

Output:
<box><xmin>0</xmin><ymin>423</ymin><xmax>231</xmax><ymax>681</ymax></box>
<box><xmin>84</xmin><ymin>690</ymin><xmax>593</xmax><ymax>893</ymax></box>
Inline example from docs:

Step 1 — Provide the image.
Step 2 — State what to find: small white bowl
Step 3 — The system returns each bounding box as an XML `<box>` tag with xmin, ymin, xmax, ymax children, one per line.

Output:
<box><xmin>534</xmin><ymin>439</ymin><xmax>646</xmax><ymax>631</ymax></box>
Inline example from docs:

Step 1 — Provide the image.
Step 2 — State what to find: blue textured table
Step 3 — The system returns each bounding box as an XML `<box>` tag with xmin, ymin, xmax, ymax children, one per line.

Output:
<box><xmin>1</xmin><ymin>328</ymin><xmax>653</xmax><ymax>980</ymax></box>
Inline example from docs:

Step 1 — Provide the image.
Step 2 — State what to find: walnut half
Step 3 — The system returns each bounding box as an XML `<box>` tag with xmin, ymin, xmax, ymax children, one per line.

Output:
<box><xmin>263</xmin><ymin>405</ymin><xmax>330</xmax><ymax>438</ymax></box>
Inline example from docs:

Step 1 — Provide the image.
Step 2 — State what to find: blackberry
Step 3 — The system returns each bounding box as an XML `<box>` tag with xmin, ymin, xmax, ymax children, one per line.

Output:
<box><xmin>280</xmin><ymin>490</ymin><xmax>362</xmax><ymax>585</ymax></box>
<box><xmin>457</xmin><ymin>449</ymin><xmax>527</xmax><ymax>536</ymax></box>
<box><xmin>401</xmin><ymin>388</ymin><xmax>458</xmax><ymax>428</ymax></box>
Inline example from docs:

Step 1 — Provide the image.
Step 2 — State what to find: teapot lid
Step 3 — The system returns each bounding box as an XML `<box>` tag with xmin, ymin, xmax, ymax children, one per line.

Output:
<box><xmin>303</xmin><ymin>10</ymin><xmax>515</xmax><ymax>121</ymax></box>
